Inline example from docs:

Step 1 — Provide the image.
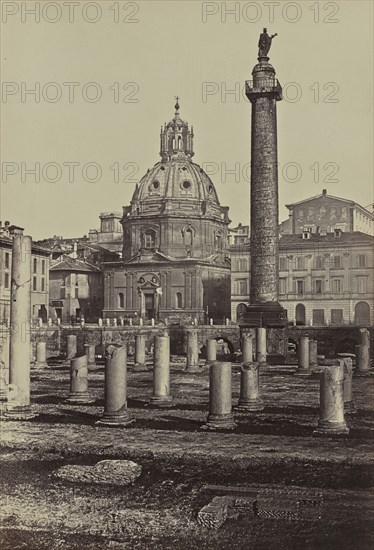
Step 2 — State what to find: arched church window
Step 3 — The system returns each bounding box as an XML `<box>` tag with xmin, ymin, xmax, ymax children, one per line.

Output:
<box><xmin>118</xmin><ymin>293</ymin><xmax>124</xmax><ymax>308</ymax></box>
<box><xmin>215</xmin><ymin>232</ymin><xmax>223</xmax><ymax>249</ymax></box>
<box><xmin>184</xmin><ymin>228</ymin><xmax>193</xmax><ymax>246</ymax></box>
<box><xmin>176</xmin><ymin>292</ymin><xmax>183</xmax><ymax>309</ymax></box>
<box><xmin>144</xmin><ymin>229</ymin><xmax>156</xmax><ymax>249</ymax></box>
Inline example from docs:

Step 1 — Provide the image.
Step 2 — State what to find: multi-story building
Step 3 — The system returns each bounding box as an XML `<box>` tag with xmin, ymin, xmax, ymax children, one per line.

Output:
<box><xmin>49</xmin><ymin>256</ymin><xmax>103</xmax><ymax>323</ymax></box>
<box><xmin>231</xmin><ymin>230</ymin><xmax>374</xmax><ymax>326</ymax></box>
<box><xmin>281</xmin><ymin>189</ymin><xmax>374</xmax><ymax>236</ymax></box>
<box><xmin>0</xmin><ymin>222</ymin><xmax>50</xmax><ymax>323</ymax></box>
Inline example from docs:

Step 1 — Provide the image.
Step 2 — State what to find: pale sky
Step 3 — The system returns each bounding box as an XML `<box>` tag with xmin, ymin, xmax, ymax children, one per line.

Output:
<box><xmin>1</xmin><ymin>0</ymin><xmax>373</xmax><ymax>239</ymax></box>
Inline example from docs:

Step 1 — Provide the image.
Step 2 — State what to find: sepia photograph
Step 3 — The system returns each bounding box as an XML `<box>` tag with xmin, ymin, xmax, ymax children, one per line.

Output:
<box><xmin>0</xmin><ymin>1</ymin><xmax>373</xmax><ymax>548</ymax></box>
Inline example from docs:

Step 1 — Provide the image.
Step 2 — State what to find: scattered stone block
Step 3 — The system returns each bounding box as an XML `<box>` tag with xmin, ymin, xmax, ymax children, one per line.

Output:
<box><xmin>197</xmin><ymin>496</ymin><xmax>230</xmax><ymax>529</ymax></box>
<box><xmin>54</xmin><ymin>460</ymin><xmax>142</xmax><ymax>486</ymax></box>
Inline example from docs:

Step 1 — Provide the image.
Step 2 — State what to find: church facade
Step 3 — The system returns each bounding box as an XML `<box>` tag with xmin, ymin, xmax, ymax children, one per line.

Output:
<box><xmin>102</xmin><ymin>102</ymin><xmax>231</xmax><ymax>323</ymax></box>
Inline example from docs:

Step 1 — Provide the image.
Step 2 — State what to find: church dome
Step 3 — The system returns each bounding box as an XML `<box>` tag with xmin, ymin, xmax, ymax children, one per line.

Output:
<box><xmin>128</xmin><ymin>100</ymin><xmax>225</xmax><ymax>221</ymax></box>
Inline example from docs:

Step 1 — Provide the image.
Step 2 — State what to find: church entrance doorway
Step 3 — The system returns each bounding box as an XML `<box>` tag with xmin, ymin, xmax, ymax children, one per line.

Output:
<box><xmin>144</xmin><ymin>293</ymin><xmax>155</xmax><ymax>320</ymax></box>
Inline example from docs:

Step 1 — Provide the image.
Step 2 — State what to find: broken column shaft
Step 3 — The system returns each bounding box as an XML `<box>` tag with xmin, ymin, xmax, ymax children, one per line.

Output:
<box><xmin>314</xmin><ymin>363</ymin><xmax>349</xmax><ymax>436</ymax></box>
<box><xmin>309</xmin><ymin>339</ymin><xmax>318</xmax><ymax>367</ymax></box>
<box><xmin>237</xmin><ymin>361</ymin><xmax>263</xmax><ymax>411</ymax></box>
<box><xmin>256</xmin><ymin>328</ymin><xmax>267</xmax><ymax>365</ymax></box>
<box><xmin>84</xmin><ymin>343</ymin><xmax>97</xmax><ymax>371</ymax></box>
<box><xmin>96</xmin><ymin>344</ymin><xmax>133</xmax><ymax>426</ymax></box>
<box><xmin>5</xmin><ymin>234</ymin><xmax>35</xmax><ymax>420</ymax></box>
<box><xmin>66</xmin><ymin>334</ymin><xmax>77</xmax><ymax>361</ymax></box>
<box><xmin>134</xmin><ymin>332</ymin><xmax>147</xmax><ymax>371</ymax></box>
<box><xmin>203</xmin><ymin>362</ymin><xmax>236</xmax><ymax>430</ymax></box>
<box><xmin>34</xmin><ymin>342</ymin><xmax>48</xmax><ymax>368</ymax></box>
<box><xmin>296</xmin><ymin>335</ymin><xmax>310</xmax><ymax>376</ymax></box>
<box><xmin>206</xmin><ymin>338</ymin><xmax>217</xmax><ymax>365</ymax></box>
<box><xmin>241</xmin><ymin>333</ymin><xmax>253</xmax><ymax>363</ymax></box>
<box><xmin>150</xmin><ymin>335</ymin><xmax>172</xmax><ymax>405</ymax></box>
<box><xmin>186</xmin><ymin>330</ymin><xmax>199</xmax><ymax>371</ymax></box>
<box><xmin>66</xmin><ymin>355</ymin><xmax>94</xmax><ymax>404</ymax></box>
<box><xmin>343</xmin><ymin>358</ymin><xmax>356</xmax><ymax>414</ymax></box>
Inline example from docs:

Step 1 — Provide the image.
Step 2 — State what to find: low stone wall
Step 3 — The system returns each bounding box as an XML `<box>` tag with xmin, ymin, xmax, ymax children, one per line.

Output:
<box><xmin>288</xmin><ymin>326</ymin><xmax>374</xmax><ymax>359</ymax></box>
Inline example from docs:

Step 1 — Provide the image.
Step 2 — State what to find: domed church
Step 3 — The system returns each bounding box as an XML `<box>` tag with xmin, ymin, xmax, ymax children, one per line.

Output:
<box><xmin>103</xmin><ymin>101</ymin><xmax>231</xmax><ymax>323</ymax></box>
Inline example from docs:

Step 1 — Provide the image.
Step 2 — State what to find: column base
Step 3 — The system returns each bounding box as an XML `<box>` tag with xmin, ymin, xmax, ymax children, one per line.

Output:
<box><xmin>344</xmin><ymin>401</ymin><xmax>357</xmax><ymax>414</ymax></box>
<box><xmin>185</xmin><ymin>365</ymin><xmax>200</xmax><ymax>373</ymax></box>
<box><xmin>313</xmin><ymin>421</ymin><xmax>349</xmax><ymax>436</ymax></box>
<box><xmin>87</xmin><ymin>363</ymin><xmax>99</xmax><ymax>372</ymax></box>
<box><xmin>33</xmin><ymin>361</ymin><xmax>48</xmax><ymax>369</ymax></box>
<box><xmin>149</xmin><ymin>395</ymin><xmax>173</xmax><ymax>407</ymax></box>
<box><xmin>3</xmin><ymin>406</ymin><xmax>38</xmax><ymax>420</ymax></box>
<box><xmin>355</xmin><ymin>369</ymin><xmax>373</xmax><ymax>378</ymax></box>
<box><xmin>96</xmin><ymin>413</ymin><xmax>135</xmax><ymax>427</ymax></box>
<box><xmin>66</xmin><ymin>392</ymin><xmax>95</xmax><ymax>404</ymax></box>
<box><xmin>294</xmin><ymin>369</ymin><xmax>311</xmax><ymax>377</ymax></box>
<box><xmin>201</xmin><ymin>413</ymin><xmax>236</xmax><ymax>431</ymax></box>
<box><xmin>235</xmin><ymin>399</ymin><xmax>264</xmax><ymax>412</ymax></box>
<box><xmin>133</xmin><ymin>363</ymin><xmax>148</xmax><ymax>372</ymax></box>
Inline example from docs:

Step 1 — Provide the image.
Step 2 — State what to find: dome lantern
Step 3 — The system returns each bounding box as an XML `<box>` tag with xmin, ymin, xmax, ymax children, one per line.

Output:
<box><xmin>160</xmin><ymin>98</ymin><xmax>194</xmax><ymax>161</ymax></box>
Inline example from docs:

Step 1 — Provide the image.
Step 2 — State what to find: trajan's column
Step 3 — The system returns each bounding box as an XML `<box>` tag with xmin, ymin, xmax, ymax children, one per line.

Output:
<box><xmin>242</xmin><ymin>29</ymin><xmax>287</xmax><ymax>356</ymax></box>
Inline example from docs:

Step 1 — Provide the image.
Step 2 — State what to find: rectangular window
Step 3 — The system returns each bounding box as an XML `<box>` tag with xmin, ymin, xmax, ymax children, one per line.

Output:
<box><xmin>41</xmin><ymin>260</ymin><xmax>45</xmax><ymax>275</ymax></box>
<box><xmin>279</xmin><ymin>278</ymin><xmax>286</xmax><ymax>295</ymax></box>
<box><xmin>61</xmin><ymin>287</ymin><xmax>65</xmax><ymax>299</ymax></box>
<box><xmin>296</xmin><ymin>280</ymin><xmax>304</xmax><ymax>295</ymax></box>
<box><xmin>32</xmin><ymin>276</ymin><xmax>37</xmax><ymax>291</ymax></box>
<box><xmin>5</xmin><ymin>252</ymin><xmax>10</xmax><ymax>269</ymax></box>
<box><xmin>316</xmin><ymin>256</ymin><xmax>324</xmax><ymax>269</ymax></box>
<box><xmin>4</xmin><ymin>273</ymin><xmax>10</xmax><ymax>288</ymax></box>
<box><xmin>333</xmin><ymin>255</ymin><xmax>341</xmax><ymax>269</ymax></box>
<box><xmin>41</xmin><ymin>278</ymin><xmax>45</xmax><ymax>292</ymax></box>
<box><xmin>313</xmin><ymin>309</ymin><xmax>325</xmax><ymax>325</ymax></box>
<box><xmin>358</xmin><ymin>277</ymin><xmax>367</xmax><ymax>294</ymax></box>
<box><xmin>314</xmin><ymin>279</ymin><xmax>323</xmax><ymax>294</ymax></box>
<box><xmin>331</xmin><ymin>309</ymin><xmax>343</xmax><ymax>325</ymax></box>
<box><xmin>75</xmin><ymin>287</ymin><xmax>79</xmax><ymax>298</ymax></box>
<box><xmin>296</xmin><ymin>257</ymin><xmax>304</xmax><ymax>270</ymax></box>
<box><xmin>279</xmin><ymin>257</ymin><xmax>287</xmax><ymax>270</ymax></box>
<box><xmin>333</xmin><ymin>279</ymin><xmax>341</xmax><ymax>293</ymax></box>
<box><xmin>33</xmin><ymin>258</ymin><xmax>37</xmax><ymax>273</ymax></box>
<box><xmin>237</xmin><ymin>279</ymin><xmax>247</xmax><ymax>295</ymax></box>
<box><xmin>358</xmin><ymin>255</ymin><xmax>366</xmax><ymax>268</ymax></box>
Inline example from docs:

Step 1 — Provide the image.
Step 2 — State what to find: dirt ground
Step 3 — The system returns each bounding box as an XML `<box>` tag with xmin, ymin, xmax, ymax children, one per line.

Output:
<box><xmin>0</xmin><ymin>360</ymin><xmax>373</xmax><ymax>549</ymax></box>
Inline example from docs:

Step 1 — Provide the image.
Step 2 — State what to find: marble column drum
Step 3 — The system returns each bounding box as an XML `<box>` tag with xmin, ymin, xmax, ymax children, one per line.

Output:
<box><xmin>236</xmin><ymin>362</ymin><xmax>264</xmax><ymax>411</ymax></box>
<box><xmin>5</xmin><ymin>234</ymin><xmax>36</xmax><ymax>420</ymax></box>
<box><xmin>314</xmin><ymin>363</ymin><xmax>349</xmax><ymax>436</ymax></box>
<box><xmin>66</xmin><ymin>355</ymin><xmax>94</xmax><ymax>404</ymax></box>
<box><xmin>202</xmin><ymin>362</ymin><xmax>236</xmax><ymax>430</ymax></box>
<box><xmin>150</xmin><ymin>335</ymin><xmax>172</xmax><ymax>406</ymax></box>
<box><xmin>186</xmin><ymin>330</ymin><xmax>199</xmax><ymax>371</ymax></box>
<box><xmin>96</xmin><ymin>344</ymin><xmax>134</xmax><ymax>427</ymax></box>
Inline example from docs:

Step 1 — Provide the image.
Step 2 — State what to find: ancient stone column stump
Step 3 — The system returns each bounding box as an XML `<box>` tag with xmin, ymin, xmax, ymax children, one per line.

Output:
<box><xmin>96</xmin><ymin>345</ymin><xmax>134</xmax><ymax>427</ymax></box>
<box><xmin>66</xmin><ymin>356</ymin><xmax>95</xmax><ymax>404</ymax></box>
<box><xmin>313</xmin><ymin>364</ymin><xmax>349</xmax><ymax>436</ymax></box>
<box><xmin>202</xmin><ymin>362</ymin><xmax>236</xmax><ymax>431</ymax></box>
<box><xmin>235</xmin><ymin>361</ymin><xmax>264</xmax><ymax>412</ymax></box>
